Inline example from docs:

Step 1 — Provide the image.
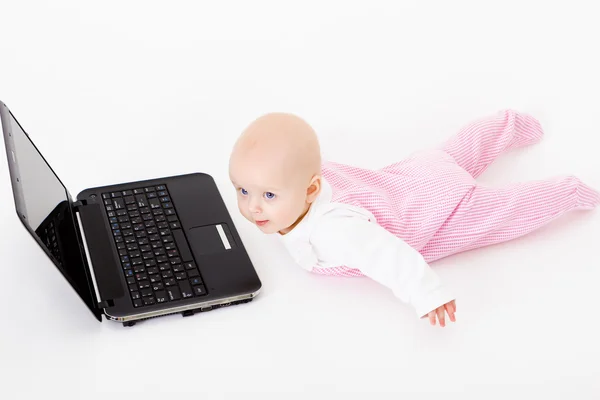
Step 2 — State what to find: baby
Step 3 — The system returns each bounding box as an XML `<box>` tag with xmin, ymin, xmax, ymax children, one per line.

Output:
<box><xmin>228</xmin><ymin>110</ymin><xmax>600</xmax><ymax>327</ymax></box>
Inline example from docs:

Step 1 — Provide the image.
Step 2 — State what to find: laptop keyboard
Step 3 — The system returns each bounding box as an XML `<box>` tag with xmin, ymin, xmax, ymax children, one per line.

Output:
<box><xmin>41</xmin><ymin>221</ymin><xmax>62</xmax><ymax>266</ymax></box>
<box><xmin>102</xmin><ymin>184</ymin><xmax>208</xmax><ymax>308</ymax></box>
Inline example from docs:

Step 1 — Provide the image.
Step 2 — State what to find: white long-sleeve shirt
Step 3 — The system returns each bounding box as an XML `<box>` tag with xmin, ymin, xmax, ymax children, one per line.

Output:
<box><xmin>278</xmin><ymin>177</ymin><xmax>455</xmax><ymax>318</ymax></box>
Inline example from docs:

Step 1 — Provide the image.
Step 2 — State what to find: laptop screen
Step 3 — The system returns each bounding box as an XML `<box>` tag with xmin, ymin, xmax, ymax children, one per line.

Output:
<box><xmin>1</xmin><ymin>103</ymin><xmax>98</xmax><ymax>316</ymax></box>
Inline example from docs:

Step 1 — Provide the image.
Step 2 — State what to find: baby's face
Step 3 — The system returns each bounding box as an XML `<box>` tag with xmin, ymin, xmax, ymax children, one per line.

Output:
<box><xmin>229</xmin><ymin>155</ymin><xmax>309</xmax><ymax>235</ymax></box>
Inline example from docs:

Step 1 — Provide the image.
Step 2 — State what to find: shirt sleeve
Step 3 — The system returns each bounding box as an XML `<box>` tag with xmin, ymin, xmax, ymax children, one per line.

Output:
<box><xmin>310</xmin><ymin>209</ymin><xmax>455</xmax><ymax>318</ymax></box>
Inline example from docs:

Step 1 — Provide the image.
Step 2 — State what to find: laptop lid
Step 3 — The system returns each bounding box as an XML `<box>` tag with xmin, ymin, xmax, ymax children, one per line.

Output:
<box><xmin>0</xmin><ymin>101</ymin><xmax>102</xmax><ymax>321</ymax></box>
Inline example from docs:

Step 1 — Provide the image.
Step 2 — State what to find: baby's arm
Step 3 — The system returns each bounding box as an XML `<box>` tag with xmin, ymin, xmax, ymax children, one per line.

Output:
<box><xmin>310</xmin><ymin>209</ymin><xmax>456</xmax><ymax>323</ymax></box>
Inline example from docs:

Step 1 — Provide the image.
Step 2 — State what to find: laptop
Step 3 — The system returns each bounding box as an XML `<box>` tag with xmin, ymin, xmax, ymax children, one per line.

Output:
<box><xmin>0</xmin><ymin>100</ymin><xmax>262</xmax><ymax>327</ymax></box>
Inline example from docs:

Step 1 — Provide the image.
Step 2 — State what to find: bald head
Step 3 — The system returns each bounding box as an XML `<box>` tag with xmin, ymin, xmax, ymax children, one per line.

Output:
<box><xmin>229</xmin><ymin>112</ymin><xmax>323</xmax><ymax>234</ymax></box>
<box><xmin>230</xmin><ymin>112</ymin><xmax>321</xmax><ymax>184</ymax></box>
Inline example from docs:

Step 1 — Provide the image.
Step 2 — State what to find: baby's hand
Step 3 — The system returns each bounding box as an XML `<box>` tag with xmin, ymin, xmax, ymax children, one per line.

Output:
<box><xmin>421</xmin><ymin>300</ymin><xmax>456</xmax><ymax>327</ymax></box>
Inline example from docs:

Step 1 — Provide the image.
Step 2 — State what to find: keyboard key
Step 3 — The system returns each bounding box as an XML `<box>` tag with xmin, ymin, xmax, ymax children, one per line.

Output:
<box><xmin>117</xmin><ymin>210</ymin><xmax>127</xmax><ymax>216</ymax></box>
<box><xmin>167</xmin><ymin>286</ymin><xmax>181</xmax><ymax>301</ymax></box>
<box><xmin>193</xmin><ymin>285</ymin><xmax>206</xmax><ymax>296</ymax></box>
<box><xmin>138</xmin><ymin>280</ymin><xmax>151</xmax><ymax>290</ymax></box>
<box><xmin>135</xmin><ymin>194</ymin><xmax>147</xmax><ymax>208</ymax></box>
<box><xmin>159</xmin><ymin>196</ymin><xmax>170</xmax><ymax>203</ymax></box>
<box><xmin>122</xmin><ymin>190</ymin><xmax>133</xmax><ymax>196</ymax></box>
<box><xmin>102</xmin><ymin>193</ymin><xmax>110</xmax><ymax>200</ymax></box>
<box><xmin>165</xmin><ymin>209</ymin><xmax>175</xmax><ymax>216</ymax></box>
<box><xmin>144</xmin><ymin>220</ymin><xmax>156</xmax><ymax>228</ymax></box>
<box><xmin>141</xmin><ymin>288</ymin><xmax>153</xmax><ymax>297</ymax></box>
<box><xmin>104</xmin><ymin>199</ymin><xmax>112</xmax><ymax>206</ymax></box>
<box><xmin>152</xmin><ymin>282</ymin><xmax>164</xmax><ymax>291</ymax></box>
<box><xmin>140</xmin><ymin>244</ymin><xmax>151</xmax><ymax>252</ymax></box>
<box><xmin>144</xmin><ymin>259</ymin><xmax>157</xmax><ymax>268</ymax></box>
<box><xmin>175</xmin><ymin>271</ymin><xmax>187</xmax><ymax>280</ymax></box>
<box><xmin>147</xmin><ymin>192</ymin><xmax>157</xmax><ymax>199</ymax></box>
<box><xmin>110</xmin><ymin>217</ymin><xmax>118</xmax><ymax>224</ymax></box>
<box><xmin>133</xmin><ymin>265</ymin><xmax>145</xmax><ymax>273</ymax></box>
<box><xmin>130</xmin><ymin>250</ymin><xmax>141</xmax><ymax>258</ymax></box>
<box><xmin>179</xmin><ymin>281</ymin><xmax>193</xmax><ymax>298</ymax></box>
<box><xmin>164</xmin><ymin>278</ymin><xmax>176</xmax><ymax>287</ymax></box>
<box><xmin>156</xmin><ymin>185</ymin><xmax>166</xmax><ymax>191</ymax></box>
<box><xmin>133</xmin><ymin>188</ymin><xmax>144</xmax><ymax>195</ymax></box>
<box><xmin>157</xmin><ymin>222</ymin><xmax>169</xmax><ymax>229</ymax></box>
<box><xmin>149</xmin><ymin>198</ymin><xmax>161</xmax><ymax>209</ymax></box>
<box><xmin>157</xmin><ymin>255</ymin><xmax>168</xmax><ymax>263</ymax></box>
<box><xmin>190</xmin><ymin>277</ymin><xmax>202</xmax><ymax>286</ymax></box>
<box><xmin>155</xmin><ymin>291</ymin><xmax>167</xmax><ymax>303</ymax></box>
<box><xmin>124</xmin><ymin>196</ymin><xmax>135</xmax><ymax>205</ymax></box>
<box><xmin>187</xmin><ymin>269</ymin><xmax>199</xmax><ymax>278</ymax></box>
<box><xmin>125</xmin><ymin>269</ymin><xmax>134</xmax><ymax>277</ymax></box>
<box><xmin>161</xmin><ymin>270</ymin><xmax>173</xmax><ymax>279</ymax></box>
<box><xmin>167</xmin><ymin>215</ymin><xmax>179</xmax><ymax>222</ymax></box>
<box><xmin>155</xmin><ymin>215</ymin><xmax>166</xmax><ymax>222</ymax></box>
<box><xmin>170</xmin><ymin>257</ymin><xmax>182</xmax><ymax>265</ymax></box>
<box><xmin>172</xmin><ymin>264</ymin><xmax>184</xmax><ymax>273</ymax></box>
<box><xmin>154</xmin><ymin>248</ymin><xmax>166</xmax><ymax>256</ymax></box>
<box><xmin>167</xmin><ymin>249</ymin><xmax>179</xmax><ymax>258</ymax></box>
<box><xmin>143</xmin><ymin>297</ymin><xmax>155</xmax><ymax>306</ymax></box>
<box><xmin>131</xmin><ymin>291</ymin><xmax>141</xmax><ymax>300</ymax></box>
<box><xmin>184</xmin><ymin>261</ymin><xmax>196</xmax><ymax>270</ymax></box>
<box><xmin>114</xmin><ymin>198</ymin><xmax>125</xmax><ymax>209</ymax></box>
<box><xmin>163</xmin><ymin>202</ymin><xmax>173</xmax><ymax>209</ymax></box>
<box><xmin>144</xmin><ymin>187</ymin><xmax>156</xmax><ymax>193</ymax></box>
<box><xmin>133</xmin><ymin>299</ymin><xmax>143</xmax><ymax>307</ymax></box>
<box><xmin>135</xmin><ymin>273</ymin><xmax>148</xmax><ymax>281</ymax></box>
<box><xmin>127</xmin><ymin>276</ymin><xmax>136</xmax><ymax>285</ymax></box>
<box><xmin>164</xmin><ymin>243</ymin><xmax>176</xmax><ymax>251</ymax></box>
<box><xmin>110</xmin><ymin>191</ymin><xmax>122</xmax><ymax>198</ymax></box>
<box><xmin>142</xmin><ymin>252</ymin><xmax>153</xmax><ymax>260</ymax></box>
<box><xmin>149</xmin><ymin>275</ymin><xmax>162</xmax><ymax>284</ymax></box>
<box><xmin>132</xmin><ymin>258</ymin><xmax>143</xmax><ymax>266</ymax></box>
<box><xmin>147</xmin><ymin>267</ymin><xmax>159</xmax><ymax>275</ymax></box>
<box><xmin>158</xmin><ymin>263</ymin><xmax>170</xmax><ymax>272</ymax></box>
<box><xmin>128</xmin><ymin>283</ymin><xmax>138</xmax><ymax>292</ymax></box>
<box><xmin>118</xmin><ymin>216</ymin><xmax>129</xmax><ymax>223</ymax></box>
<box><xmin>170</xmin><ymin>222</ymin><xmax>181</xmax><ymax>229</ymax></box>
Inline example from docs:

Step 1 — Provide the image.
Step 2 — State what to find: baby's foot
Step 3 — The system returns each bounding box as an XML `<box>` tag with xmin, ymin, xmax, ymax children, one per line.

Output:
<box><xmin>509</xmin><ymin>111</ymin><xmax>544</xmax><ymax>149</ymax></box>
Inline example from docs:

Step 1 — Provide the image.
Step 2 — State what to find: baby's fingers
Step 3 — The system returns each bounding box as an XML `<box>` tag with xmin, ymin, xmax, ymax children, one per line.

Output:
<box><xmin>424</xmin><ymin>311</ymin><xmax>436</xmax><ymax>325</ymax></box>
<box><xmin>445</xmin><ymin>302</ymin><xmax>456</xmax><ymax>322</ymax></box>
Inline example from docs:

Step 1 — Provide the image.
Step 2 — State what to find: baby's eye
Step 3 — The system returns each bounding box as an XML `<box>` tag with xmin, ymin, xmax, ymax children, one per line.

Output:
<box><xmin>240</xmin><ymin>188</ymin><xmax>248</xmax><ymax>195</ymax></box>
<box><xmin>264</xmin><ymin>192</ymin><xmax>276</xmax><ymax>199</ymax></box>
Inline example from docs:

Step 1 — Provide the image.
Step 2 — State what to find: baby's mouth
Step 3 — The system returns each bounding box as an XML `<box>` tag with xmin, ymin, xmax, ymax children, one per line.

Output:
<box><xmin>255</xmin><ymin>220</ymin><xmax>269</xmax><ymax>226</ymax></box>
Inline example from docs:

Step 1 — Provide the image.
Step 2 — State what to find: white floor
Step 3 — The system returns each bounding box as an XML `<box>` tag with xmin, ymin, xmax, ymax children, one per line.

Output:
<box><xmin>1</xmin><ymin>1</ymin><xmax>599</xmax><ymax>398</ymax></box>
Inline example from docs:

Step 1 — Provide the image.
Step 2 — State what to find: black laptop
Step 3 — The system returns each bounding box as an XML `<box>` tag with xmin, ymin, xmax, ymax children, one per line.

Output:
<box><xmin>0</xmin><ymin>100</ymin><xmax>262</xmax><ymax>326</ymax></box>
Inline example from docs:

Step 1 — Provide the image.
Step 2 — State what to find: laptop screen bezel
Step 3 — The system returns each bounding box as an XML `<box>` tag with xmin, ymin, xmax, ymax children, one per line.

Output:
<box><xmin>0</xmin><ymin>101</ymin><xmax>102</xmax><ymax>321</ymax></box>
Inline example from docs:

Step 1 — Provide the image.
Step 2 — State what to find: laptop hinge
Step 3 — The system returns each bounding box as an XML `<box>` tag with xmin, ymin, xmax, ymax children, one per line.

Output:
<box><xmin>72</xmin><ymin>200</ymin><xmax>87</xmax><ymax>210</ymax></box>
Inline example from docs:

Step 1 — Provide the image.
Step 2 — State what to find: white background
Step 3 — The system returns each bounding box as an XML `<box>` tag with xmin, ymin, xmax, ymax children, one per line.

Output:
<box><xmin>1</xmin><ymin>1</ymin><xmax>599</xmax><ymax>398</ymax></box>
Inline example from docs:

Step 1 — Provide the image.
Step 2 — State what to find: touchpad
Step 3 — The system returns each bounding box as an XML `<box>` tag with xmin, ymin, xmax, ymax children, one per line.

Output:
<box><xmin>187</xmin><ymin>223</ymin><xmax>236</xmax><ymax>255</ymax></box>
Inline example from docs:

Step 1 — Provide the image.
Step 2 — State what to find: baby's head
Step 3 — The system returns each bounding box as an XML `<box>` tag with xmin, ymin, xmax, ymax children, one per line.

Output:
<box><xmin>229</xmin><ymin>112</ymin><xmax>321</xmax><ymax>235</ymax></box>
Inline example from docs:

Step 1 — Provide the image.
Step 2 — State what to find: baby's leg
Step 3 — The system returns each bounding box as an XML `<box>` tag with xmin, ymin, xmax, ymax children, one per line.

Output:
<box><xmin>442</xmin><ymin>110</ymin><xmax>544</xmax><ymax>178</ymax></box>
<box><xmin>420</xmin><ymin>175</ymin><xmax>600</xmax><ymax>263</ymax></box>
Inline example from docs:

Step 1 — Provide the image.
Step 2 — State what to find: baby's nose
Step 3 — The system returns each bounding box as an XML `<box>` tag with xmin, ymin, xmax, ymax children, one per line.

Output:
<box><xmin>248</xmin><ymin>198</ymin><xmax>262</xmax><ymax>213</ymax></box>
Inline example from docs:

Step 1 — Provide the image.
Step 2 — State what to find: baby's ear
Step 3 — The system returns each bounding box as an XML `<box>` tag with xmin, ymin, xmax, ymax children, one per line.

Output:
<box><xmin>306</xmin><ymin>175</ymin><xmax>322</xmax><ymax>203</ymax></box>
